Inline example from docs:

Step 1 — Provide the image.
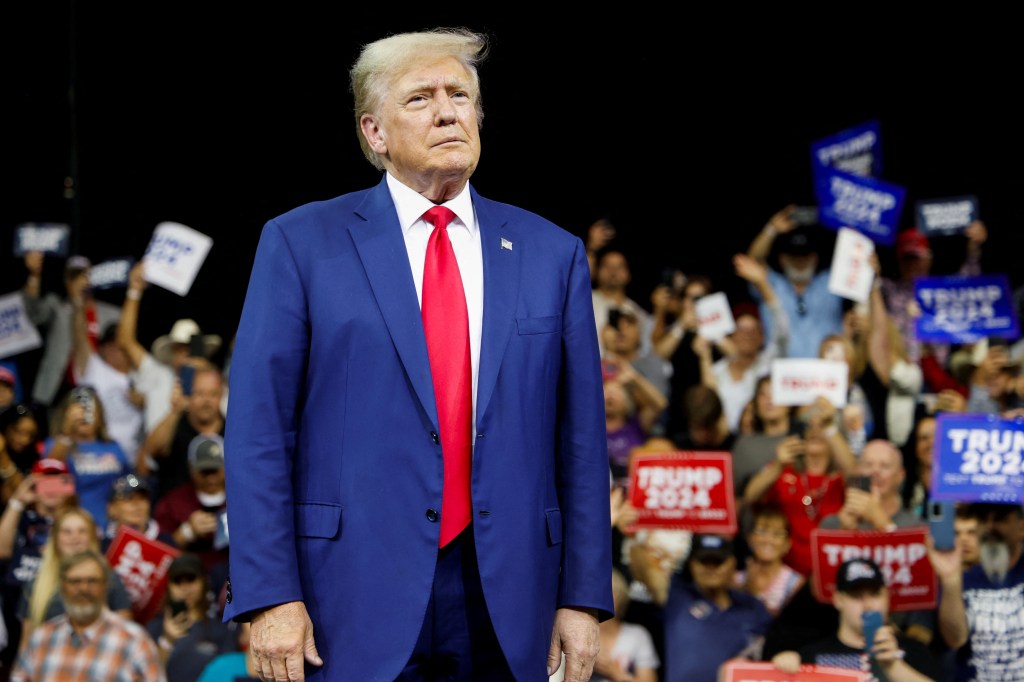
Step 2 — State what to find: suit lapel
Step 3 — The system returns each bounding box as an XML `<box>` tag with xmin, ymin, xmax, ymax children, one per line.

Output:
<box><xmin>348</xmin><ymin>179</ymin><xmax>438</xmax><ymax>428</ymax></box>
<box><xmin>473</xmin><ymin>192</ymin><xmax>520</xmax><ymax>425</ymax></box>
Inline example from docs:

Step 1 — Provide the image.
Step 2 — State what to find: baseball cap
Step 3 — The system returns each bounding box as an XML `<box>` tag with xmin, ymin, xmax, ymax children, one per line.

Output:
<box><xmin>168</xmin><ymin>552</ymin><xmax>204</xmax><ymax>581</ymax></box>
<box><xmin>835</xmin><ymin>558</ymin><xmax>886</xmax><ymax>593</ymax></box>
<box><xmin>108</xmin><ymin>473</ymin><xmax>150</xmax><ymax>501</ymax></box>
<box><xmin>187</xmin><ymin>433</ymin><xmax>224</xmax><ymax>471</ymax></box>
<box><xmin>0</xmin><ymin>366</ymin><xmax>15</xmax><ymax>388</ymax></box>
<box><xmin>65</xmin><ymin>255</ymin><xmax>92</xmax><ymax>273</ymax></box>
<box><xmin>32</xmin><ymin>458</ymin><xmax>70</xmax><ymax>476</ymax></box>
<box><xmin>895</xmin><ymin>228</ymin><xmax>932</xmax><ymax>259</ymax></box>
<box><xmin>689</xmin><ymin>534</ymin><xmax>735</xmax><ymax>563</ymax></box>
<box><xmin>776</xmin><ymin>228</ymin><xmax>816</xmax><ymax>256</ymax></box>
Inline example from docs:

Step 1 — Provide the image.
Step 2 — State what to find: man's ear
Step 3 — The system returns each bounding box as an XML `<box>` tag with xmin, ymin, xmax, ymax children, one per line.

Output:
<box><xmin>359</xmin><ymin>115</ymin><xmax>387</xmax><ymax>155</ymax></box>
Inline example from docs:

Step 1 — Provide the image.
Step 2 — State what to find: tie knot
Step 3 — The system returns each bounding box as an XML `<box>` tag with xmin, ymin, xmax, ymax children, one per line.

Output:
<box><xmin>423</xmin><ymin>206</ymin><xmax>457</xmax><ymax>231</ymax></box>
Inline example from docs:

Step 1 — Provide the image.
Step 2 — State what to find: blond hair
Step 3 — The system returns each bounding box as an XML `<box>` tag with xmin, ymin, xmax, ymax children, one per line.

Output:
<box><xmin>27</xmin><ymin>506</ymin><xmax>100</xmax><ymax>626</ymax></box>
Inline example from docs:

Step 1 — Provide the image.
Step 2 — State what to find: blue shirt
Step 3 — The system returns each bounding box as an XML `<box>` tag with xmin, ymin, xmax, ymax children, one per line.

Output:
<box><xmin>663</xmin><ymin>578</ymin><xmax>772</xmax><ymax>682</ymax></box>
<box><xmin>43</xmin><ymin>437</ymin><xmax>130</xmax><ymax>528</ymax></box>
<box><xmin>754</xmin><ymin>269</ymin><xmax>843</xmax><ymax>359</ymax></box>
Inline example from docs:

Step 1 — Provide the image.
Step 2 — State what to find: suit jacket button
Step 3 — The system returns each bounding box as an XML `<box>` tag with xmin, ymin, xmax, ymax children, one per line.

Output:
<box><xmin>426</xmin><ymin>509</ymin><xmax>439</xmax><ymax>522</ymax></box>
<box><xmin>430</xmin><ymin>432</ymin><xmax>439</xmax><ymax>444</ymax></box>
<box><xmin>225</xmin><ymin>579</ymin><xmax>232</xmax><ymax>604</ymax></box>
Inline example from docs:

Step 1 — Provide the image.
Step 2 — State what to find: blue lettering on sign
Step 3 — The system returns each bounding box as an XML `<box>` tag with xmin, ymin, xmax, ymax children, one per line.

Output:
<box><xmin>0</xmin><ymin>306</ymin><xmax>23</xmax><ymax>337</ymax></box>
<box><xmin>145</xmin><ymin>235</ymin><xmax>194</xmax><ymax>265</ymax></box>
<box><xmin>934</xmin><ymin>414</ymin><xmax>1024</xmax><ymax>502</ymax></box>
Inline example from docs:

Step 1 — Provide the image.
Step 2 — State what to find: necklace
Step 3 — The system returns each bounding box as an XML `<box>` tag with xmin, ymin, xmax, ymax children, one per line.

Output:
<box><xmin>799</xmin><ymin>471</ymin><xmax>831</xmax><ymax>520</ymax></box>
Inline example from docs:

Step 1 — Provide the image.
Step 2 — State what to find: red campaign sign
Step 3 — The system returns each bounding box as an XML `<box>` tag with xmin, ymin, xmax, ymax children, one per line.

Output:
<box><xmin>810</xmin><ymin>527</ymin><xmax>937</xmax><ymax>611</ymax></box>
<box><xmin>722</xmin><ymin>661</ymin><xmax>867</xmax><ymax>681</ymax></box>
<box><xmin>627</xmin><ymin>451</ymin><xmax>736</xmax><ymax>534</ymax></box>
<box><xmin>105</xmin><ymin>525</ymin><xmax>180</xmax><ymax>624</ymax></box>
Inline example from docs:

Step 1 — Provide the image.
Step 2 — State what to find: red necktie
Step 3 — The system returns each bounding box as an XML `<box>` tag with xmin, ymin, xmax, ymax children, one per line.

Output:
<box><xmin>421</xmin><ymin>206</ymin><xmax>472</xmax><ymax>547</ymax></box>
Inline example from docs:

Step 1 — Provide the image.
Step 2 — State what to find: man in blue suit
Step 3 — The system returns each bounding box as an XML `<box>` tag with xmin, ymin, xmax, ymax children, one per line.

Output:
<box><xmin>223</xmin><ymin>27</ymin><xmax>612</xmax><ymax>681</ymax></box>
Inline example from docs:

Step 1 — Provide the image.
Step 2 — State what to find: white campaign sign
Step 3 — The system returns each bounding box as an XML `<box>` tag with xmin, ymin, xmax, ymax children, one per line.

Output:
<box><xmin>695</xmin><ymin>292</ymin><xmax>735</xmax><ymax>341</ymax></box>
<box><xmin>828</xmin><ymin>227</ymin><xmax>876</xmax><ymax>303</ymax></box>
<box><xmin>770</xmin><ymin>358</ymin><xmax>848</xmax><ymax>407</ymax></box>
<box><xmin>142</xmin><ymin>222</ymin><xmax>213</xmax><ymax>296</ymax></box>
<box><xmin>0</xmin><ymin>292</ymin><xmax>43</xmax><ymax>359</ymax></box>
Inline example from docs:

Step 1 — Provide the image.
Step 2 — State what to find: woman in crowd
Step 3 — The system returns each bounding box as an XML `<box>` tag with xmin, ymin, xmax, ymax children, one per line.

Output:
<box><xmin>0</xmin><ymin>403</ymin><xmax>43</xmax><ymax>504</ymax></box>
<box><xmin>735</xmin><ymin>504</ymin><xmax>805</xmax><ymax>617</ymax></box>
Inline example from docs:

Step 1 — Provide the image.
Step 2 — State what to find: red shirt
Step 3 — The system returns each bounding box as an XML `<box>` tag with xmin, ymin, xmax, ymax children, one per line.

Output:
<box><xmin>762</xmin><ymin>465</ymin><xmax>845</xmax><ymax>576</ymax></box>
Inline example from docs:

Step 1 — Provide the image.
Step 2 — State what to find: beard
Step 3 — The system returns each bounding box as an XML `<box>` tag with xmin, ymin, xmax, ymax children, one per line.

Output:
<box><xmin>782</xmin><ymin>263</ymin><xmax>816</xmax><ymax>284</ymax></box>
<box><xmin>62</xmin><ymin>597</ymin><xmax>102</xmax><ymax>624</ymax></box>
<box><xmin>979</xmin><ymin>533</ymin><xmax>1012</xmax><ymax>584</ymax></box>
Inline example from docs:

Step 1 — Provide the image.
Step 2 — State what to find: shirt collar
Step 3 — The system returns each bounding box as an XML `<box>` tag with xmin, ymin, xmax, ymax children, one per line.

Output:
<box><xmin>386</xmin><ymin>172</ymin><xmax>476</xmax><ymax>236</ymax></box>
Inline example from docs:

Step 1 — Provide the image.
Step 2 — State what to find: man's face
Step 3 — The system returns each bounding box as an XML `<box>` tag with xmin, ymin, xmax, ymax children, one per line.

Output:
<box><xmin>60</xmin><ymin>558</ymin><xmax>106</xmax><ymax>625</ymax></box>
<box><xmin>955</xmin><ymin>516</ymin><xmax>981</xmax><ymax>569</ymax></box>
<box><xmin>833</xmin><ymin>586</ymin><xmax>888</xmax><ymax>637</ymax></box>
<box><xmin>361</xmin><ymin>55</ymin><xmax>481</xmax><ymax>193</ymax></box>
<box><xmin>596</xmin><ymin>252</ymin><xmax>630</xmax><ymax>292</ymax></box>
<box><xmin>859</xmin><ymin>442</ymin><xmax>905</xmax><ymax>497</ymax></box>
<box><xmin>689</xmin><ymin>554</ymin><xmax>736</xmax><ymax>591</ymax></box>
<box><xmin>977</xmin><ymin>508</ymin><xmax>1024</xmax><ymax>582</ymax></box>
<box><xmin>108</xmin><ymin>493</ymin><xmax>151</xmax><ymax>530</ymax></box>
<box><xmin>730</xmin><ymin>315</ymin><xmax>763</xmax><ymax>355</ymax></box>
<box><xmin>779</xmin><ymin>252</ymin><xmax>818</xmax><ymax>284</ymax></box>
<box><xmin>191</xmin><ymin>466</ymin><xmax>225</xmax><ymax>495</ymax></box>
<box><xmin>898</xmin><ymin>252</ymin><xmax>932</xmax><ymax>280</ymax></box>
<box><xmin>188</xmin><ymin>371</ymin><xmax>223</xmax><ymax>423</ymax></box>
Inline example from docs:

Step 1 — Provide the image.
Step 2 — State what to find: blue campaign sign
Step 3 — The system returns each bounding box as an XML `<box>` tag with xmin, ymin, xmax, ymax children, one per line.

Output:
<box><xmin>932</xmin><ymin>413</ymin><xmax>1024</xmax><ymax>503</ymax></box>
<box><xmin>812</xmin><ymin>166</ymin><xmax>905</xmax><ymax>245</ymax></box>
<box><xmin>87</xmin><ymin>257</ymin><xmax>135</xmax><ymax>290</ymax></box>
<box><xmin>13</xmin><ymin>223</ymin><xmax>71</xmax><ymax>257</ymax></box>
<box><xmin>914</xmin><ymin>274</ymin><xmax>1019</xmax><ymax>343</ymax></box>
<box><xmin>810</xmin><ymin>119</ymin><xmax>883</xmax><ymax>178</ymax></box>
<box><xmin>915</xmin><ymin>195</ymin><xmax>978</xmax><ymax>237</ymax></box>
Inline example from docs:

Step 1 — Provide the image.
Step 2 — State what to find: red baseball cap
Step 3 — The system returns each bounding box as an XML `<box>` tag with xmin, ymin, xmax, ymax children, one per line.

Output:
<box><xmin>0</xmin><ymin>366</ymin><xmax>15</xmax><ymax>387</ymax></box>
<box><xmin>896</xmin><ymin>228</ymin><xmax>932</xmax><ymax>259</ymax></box>
<box><xmin>32</xmin><ymin>458</ymin><xmax>70</xmax><ymax>476</ymax></box>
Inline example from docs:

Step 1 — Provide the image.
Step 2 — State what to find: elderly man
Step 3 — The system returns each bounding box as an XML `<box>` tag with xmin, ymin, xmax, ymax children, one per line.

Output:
<box><xmin>223</xmin><ymin>27</ymin><xmax>610</xmax><ymax>682</ymax></box>
<box><xmin>11</xmin><ymin>549</ymin><xmax>164</xmax><ymax>682</ymax></box>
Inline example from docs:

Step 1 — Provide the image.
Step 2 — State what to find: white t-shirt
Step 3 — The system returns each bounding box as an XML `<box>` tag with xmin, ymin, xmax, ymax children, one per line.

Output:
<box><xmin>590</xmin><ymin>622</ymin><xmax>661</xmax><ymax>682</ymax></box>
<box><xmin>133</xmin><ymin>352</ymin><xmax>175</xmax><ymax>434</ymax></box>
<box><xmin>79</xmin><ymin>355</ymin><xmax>144</xmax><ymax>466</ymax></box>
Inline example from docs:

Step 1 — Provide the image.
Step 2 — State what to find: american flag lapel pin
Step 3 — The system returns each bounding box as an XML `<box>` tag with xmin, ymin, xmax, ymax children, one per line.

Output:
<box><xmin>501</xmin><ymin>237</ymin><xmax>513</xmax><ymax>251</ymax></box>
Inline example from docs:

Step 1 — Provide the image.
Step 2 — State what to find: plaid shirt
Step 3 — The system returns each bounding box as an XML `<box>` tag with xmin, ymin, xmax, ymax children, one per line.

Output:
<box><xmin>11</xmin><ymin>608</ymin><xmax>165</xmax><ymax>682</ymax></box>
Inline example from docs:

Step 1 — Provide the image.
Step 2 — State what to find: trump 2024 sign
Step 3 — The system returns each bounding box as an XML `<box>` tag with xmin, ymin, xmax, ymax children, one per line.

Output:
<box><xmin>627</xmin><ymin>451</ymin><xmax>736</xmax><ymax>533</ymax></box>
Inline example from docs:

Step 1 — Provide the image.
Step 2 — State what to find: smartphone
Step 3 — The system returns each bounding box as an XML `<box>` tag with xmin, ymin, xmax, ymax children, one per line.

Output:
<box><xmin>846</xmin><ymin>474</ymin><xmax>872</xmax><ymax>492</ymax></box>
<box><xmin>791</xmin><ymin>206</ymin><xmax>819</xmax><ymax>226</ymax></box>
<box><xmin>188</xmin><ymin>333</ymin><xmax>206</xmax><ymax>358</ymax></box>
<box><xmin>168</xmin><ymin>598</ymin><xmax>188</xmax><ymax>617</ymax></box>
<box><xmin>928</xmin><ymin>500</ymin><xmax>956</xmax><ymax>551</ymax></box>
<box><xmin>178</xmin><ymin>365</ymin><xmax>195</xmax><ymax>397</ymax></box>
<box><xmin>607</xmin><ymin>309</ymin><xmax>622</xmax><ymax>330</ymax></box>
<box><xmin>862</xmin><ymin>610</ymin><xmax>883</xmax><ymax>655</ymax></box>
<box><xmin>789</xmin><ymin>420</ymin><xmax>808</xmax><ymax>438</ymax></box>
<box><xmin>35</xmin><ymin>474</ymin><xmax>75</xmax><ymax>498</ymax></box>
<box><xmin>71</xmin><ymin>386</ymin><xmax>95</xmax><ymax>425</ymax></box>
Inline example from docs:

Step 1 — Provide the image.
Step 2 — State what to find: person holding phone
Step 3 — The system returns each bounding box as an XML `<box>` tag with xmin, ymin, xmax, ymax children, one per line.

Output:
<box><xmin>147</xmin><ymin>552</ymin><xmax>241</xmax><ymax>682</ymax></box>
<box><xmin>820</xmin><ymin>439</ymin><xmax>921</xmax><ymax>533</ymax></box>
<box><xmin>770</xmin><ymin>557</ymin><xmax>940</xmax><ymax>680</ymax></box>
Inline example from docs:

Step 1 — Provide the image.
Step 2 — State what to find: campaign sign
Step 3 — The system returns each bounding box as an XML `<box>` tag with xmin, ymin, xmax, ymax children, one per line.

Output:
<box><xmin>916</xmin><ymin>195</ymin><xmax>978</xmax><ymax>237</ymax></box>
<box><xmin>828</xmin><ymin>227</ymin><xmax>876</xmax><ymax>303</ymax></box>
<box><xmin>106</xmin><ymin>525</ymin><xmax>180</xmax><ymax>624</ymax></box>
<box><xmin>695</xmin><ymin>291</ymin><xmax>735</xmax><ymax>341</ymax></box>
<box><xmin>142</xmin><ymin>222</ymin><xmax>213</xmax><ymax>296</ymax></box>
<box><xmin>88</xmin><ymin>257</ymin><xmax>134</xmax><ymax>290</ymax></box>
<box><xmin>810</xmin><ymin>527</ymin><xmax>936</xmax><ymax>611</ymax></box>
<box><xmin>914</xmin><ymin>274</ymin><xmax>1018</xmax><ymax>344</ymax></box>
<box><xmin>13</xmin><ymin>223</ymin><xmax>70</xmax><ymax>256</ymax></box>
<box><xmin>932</xmin><ymin>413</ymin><xmax>1024</xmax><ymax>503</ymax></box>
<box><xmin>810</xmin><ymin>119</ymin><xmax>882</xmax><ymax>178</ymax></box>
<box><xmin>770</xmin><ymin>358</ymin><xmax>848</xmax><ymax>407</ymax></box>
<box><xmin>627</xmin><ymin>451</ymin><xmax>736</xmax><ymax>533</ymax></box>
<box><xmin>0</xmin><ymin>292</ymin><xmax>43</xmax><ymax>360</ymax></box>
<box><xmin>813</xmin><ymin>167</ymin><xmax>905</xmax><ymax>246</ymax></box>
<box><xmin>722</xmin><ymin>661</ymin><xmax>867</xmax><ymax>681</ymax></box>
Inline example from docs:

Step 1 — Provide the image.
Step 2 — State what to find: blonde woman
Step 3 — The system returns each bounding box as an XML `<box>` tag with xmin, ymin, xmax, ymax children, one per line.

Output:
<box><xmin>18</xmin><ymin>505</ymin><xmax>132</xmax><ymax>649</ymax></box>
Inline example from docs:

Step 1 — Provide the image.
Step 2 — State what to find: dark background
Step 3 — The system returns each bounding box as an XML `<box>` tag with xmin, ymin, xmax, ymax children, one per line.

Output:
<box><xmin>4</xmin><ymin>6</ymin><xmax>1023</xmax><ymax>361</ymax></box>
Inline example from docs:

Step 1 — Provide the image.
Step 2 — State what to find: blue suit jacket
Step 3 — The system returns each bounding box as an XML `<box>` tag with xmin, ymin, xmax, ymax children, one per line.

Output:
<box><xmin>223</xmin><ymin>177</ymin><xmax>612</xmax><ymax>681</ymax></box>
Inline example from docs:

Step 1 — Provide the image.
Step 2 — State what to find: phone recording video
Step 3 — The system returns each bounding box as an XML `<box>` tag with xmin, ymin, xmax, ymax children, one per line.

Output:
<box><xmin>178</xmin><ymin>365</ymin><xmax>196</xmax><ymax>397</ymax></box>
<box><xmin>846</xmin><ymin>474</ymin><xmax>872</xmax><ymax>492</ymax></box>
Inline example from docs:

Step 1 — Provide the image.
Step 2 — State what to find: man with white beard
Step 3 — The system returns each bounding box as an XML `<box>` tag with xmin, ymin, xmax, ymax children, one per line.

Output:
<box><xmin>746</xmin><ymin>204</ymin><xmax>844</xmax><ymax>359</ymax></box>
<box><xmin>10</xmin><ymin>549</ymin><xmax>164</xmax><ymax>682</ymax></box>
<box><xmin>932</xmin><ymin>503</ymin><xmax>1024</xmax><ymax>681</ymax></box>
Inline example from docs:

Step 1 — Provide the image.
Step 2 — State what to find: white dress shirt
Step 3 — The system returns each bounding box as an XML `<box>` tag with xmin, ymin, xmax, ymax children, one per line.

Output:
<box><xmin>386</xmin><ymin>173</ymin><xmax>483</xmax><ymax>428</ymax></box>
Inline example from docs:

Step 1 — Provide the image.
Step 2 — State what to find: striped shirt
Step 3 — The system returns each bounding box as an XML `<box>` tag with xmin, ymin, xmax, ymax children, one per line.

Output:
<box><xmin>11</xmin><ymin>608</ymin><xmax>165</xmax><ymax>682</ymax></box>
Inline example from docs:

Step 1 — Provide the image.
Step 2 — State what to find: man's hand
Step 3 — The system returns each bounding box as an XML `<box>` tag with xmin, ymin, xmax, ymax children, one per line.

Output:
<box><xmin>548</xmin><ymin>606</ymin><xmax>600</xmax><ymax>682</ymax></box>
<box><xmin>251</xmin><ymin>601</ymin><xmax>322</xmax><ymax>682</ymax></box>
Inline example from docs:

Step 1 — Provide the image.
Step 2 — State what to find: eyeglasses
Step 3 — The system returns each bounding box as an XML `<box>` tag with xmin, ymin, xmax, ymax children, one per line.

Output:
<box><xmin>65</xmin><ymin>576</ymin><xmax>105</xmax><ymax>588</ymax></box>
<box><xmin>170</xmin><ymin>573</ymin><xmax>200</xmax><ymax>584</ymax></box>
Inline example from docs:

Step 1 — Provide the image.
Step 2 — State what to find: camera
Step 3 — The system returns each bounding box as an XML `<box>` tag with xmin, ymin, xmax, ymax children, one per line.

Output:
<box><xmin>791</xmin><ymin>206</ymin><xmax>819</xmax><ymax>226</ymax></box>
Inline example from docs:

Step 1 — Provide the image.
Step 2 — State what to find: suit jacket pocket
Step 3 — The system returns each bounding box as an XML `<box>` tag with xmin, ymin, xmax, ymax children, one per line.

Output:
<box><xmin>516</xmin><ymin>315</ymin><xmax>562</xmax><ymax>335</ymax></box>
<box><xmin>545</xmin><ymin>508</ymin><xmax>563</xmax><ymax>546</ymax></box>
<box><xmin>295</xmin><ymin>502</ymin><xmax>342</xmax><ymax>539</ymax></box>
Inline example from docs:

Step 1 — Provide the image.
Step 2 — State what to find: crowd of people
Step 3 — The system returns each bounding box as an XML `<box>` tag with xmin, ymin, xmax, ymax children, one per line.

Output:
<box><xmin>0</xmin><ymin>199</ymin><xmax>1020</xmax><ymax>681</ymax></box>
